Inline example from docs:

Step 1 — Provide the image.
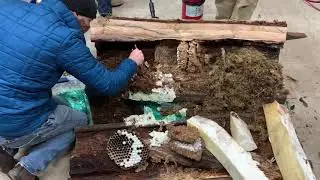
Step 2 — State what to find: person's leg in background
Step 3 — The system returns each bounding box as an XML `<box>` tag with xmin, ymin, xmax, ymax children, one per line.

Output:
<box><xmin>215</xmin><ymin>0</ymin><xmax>237</xmax><ymax>19</ymax></box>
<box><xmin>230</xmin><ymin>0</ymin><xmax>258</xmax><ymax>20</ymax></box>
<box><xmin>97</xmin><ymin>0</ymin><xmax>125</xmax><ymax>17</ymax></box>
<box><xmin>97</xmin><ymin>0</ymin><xmax>112</xmax><ymax>17</ymax></box>
<box><xmin>215</xmin><ymin>0</ymin><xmax>258</xmax><ymax>20</ymax></box>
<box><xmin>111</xmin><ymin>0</ymin><xmax>124</xmax><ymax>7</ymax></box>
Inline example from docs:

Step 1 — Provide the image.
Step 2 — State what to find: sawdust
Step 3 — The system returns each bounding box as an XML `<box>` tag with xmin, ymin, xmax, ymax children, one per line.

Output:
<box><xmin>149</xmin><ymin>145</ymin><xmax>224</xmax><ymax>170</ymax></box>
<box><xmin>168</xmin><ymin>125</ymin><xmax>200</xmax><ymax>143</ymax></box>
<box><xmin>251</xmin><ymin>153</ymin><xmax>282</xmax><ymax>180</ymax></box>
<box><xmin>129</xmin><ymin>64</ymin><xmax>157</xmax><ymax>92</ymax></box>
<box><xmin>156</xmin><ymin>165</ymin><xmax>230</xmax><ymax>180</ymax></box>
<box><xmin>155</xmin><ymin>40</ymin><xmax>178</xmax><ymax>65</ymax></box>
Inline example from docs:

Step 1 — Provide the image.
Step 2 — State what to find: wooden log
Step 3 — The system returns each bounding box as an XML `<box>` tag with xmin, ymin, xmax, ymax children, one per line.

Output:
<box><xmin>70</xmin><ymin>173</ymin><xmax>231</xmax><ymax>180</ymax></box>
<box><xmin>70</xmin><ymin>171</ymin><xmax>231</xmax><ymax>180</ymax></box>
<box><xmin>70</xmin><ymin>128</ymin><xmax>224</xmax><ymax>177</ymax></box>
<box><xmin>90</xmin><ymin>18</ymin><xmax>288</xmax><ymax>44</ymax></box>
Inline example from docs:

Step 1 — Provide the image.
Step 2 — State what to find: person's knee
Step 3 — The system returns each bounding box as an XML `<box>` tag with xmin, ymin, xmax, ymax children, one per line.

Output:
<box><xmin>52</xmin><ymin>131</ymin><xmax>75</xmax><ymax>147</ymax></box>
<box><xmin>62</xmin><ymin>131</ymin><xmax>75</xmax><ymax>143</ymax></box>
<box><xmin>52</xmin><ymin>96</ymin><xmax>68</xmax><ymax>106</ymax></box>
<box><xmin>72</xmin><ymin>110</ymin><xmax>89</xmax><ymax>128</ymax></box>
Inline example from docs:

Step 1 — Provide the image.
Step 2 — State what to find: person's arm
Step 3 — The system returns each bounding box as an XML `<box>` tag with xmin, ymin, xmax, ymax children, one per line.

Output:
<box><xmin>57</xmin><ymin>32</ymin><xmax>144</xmax><ymax>96</ymax></box>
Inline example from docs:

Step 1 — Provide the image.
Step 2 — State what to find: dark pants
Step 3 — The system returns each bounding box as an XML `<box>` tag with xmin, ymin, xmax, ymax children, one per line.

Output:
<box><xmin>97</xmin><ymin>0</ymin><xmax>112</xmax><ymax>16</ymax></box>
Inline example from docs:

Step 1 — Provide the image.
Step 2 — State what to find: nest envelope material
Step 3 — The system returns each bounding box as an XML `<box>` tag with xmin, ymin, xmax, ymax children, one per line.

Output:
<box><xmin>168</xmin><ymin>125</ymin><xmax>200</xmax><ymax>143</ymax></box>
<box><xmin>169</xmin><ymin>138</ymin><xmax>204</xmax><ymax>161</ymax></box>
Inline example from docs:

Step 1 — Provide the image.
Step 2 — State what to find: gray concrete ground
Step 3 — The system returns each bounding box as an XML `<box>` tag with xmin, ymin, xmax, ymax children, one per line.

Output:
<box><xmin>1</xmin><ymin>0</ymin><xmax>319</xmax><ymax>179</ymax></box>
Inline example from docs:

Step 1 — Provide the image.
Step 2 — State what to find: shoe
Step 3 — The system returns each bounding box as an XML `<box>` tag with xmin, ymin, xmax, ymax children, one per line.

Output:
<box><xmin>8</xmin><ymin>165</ymin><xmax>36</xmax><ymax>180</ymax></box>
<box><xmin>111</xmin><ymin>0</ymin><xmax>124</xmax><ymax>7</ymax></box>
<box><xmin>0</xmin><ymin>148</ymin><xmax>16</xmax><ymax>173</ymax></box>
<box><xmin>100</xmin><ymin>13</ymin><xmax>112</xmax><ymax>17</ymax></box>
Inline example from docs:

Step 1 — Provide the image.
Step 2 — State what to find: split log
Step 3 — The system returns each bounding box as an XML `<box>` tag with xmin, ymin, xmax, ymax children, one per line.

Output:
<box><xmin>70</xmin><ymin>128</ymin><xmax>224</xmax><ymax>177</ymax></box>
<box><xmin>263</xmin><ymin>101</ymin><xmax>316</xmax><ymax>180</ymax></box>
<box><xmin>90</xmin><ymin>18</ymin><xmax>287</xmax><ymax>44</ymax></box>
<box><xmin>187</xmin><ymin>116</ymin><xmax>268</xmax><ymax>180</ymax></box>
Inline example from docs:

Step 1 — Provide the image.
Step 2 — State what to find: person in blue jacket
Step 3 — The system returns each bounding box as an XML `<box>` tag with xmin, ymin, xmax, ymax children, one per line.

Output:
<box><xmin>0</xmin><ymin>0</ymin><xmax>144</xmax><ymax>179</ymax></box>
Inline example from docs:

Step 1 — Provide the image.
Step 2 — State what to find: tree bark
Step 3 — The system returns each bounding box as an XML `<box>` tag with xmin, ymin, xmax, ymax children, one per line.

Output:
<box><xmin>90</xmin><ymin>18</ymin><xmax>287</xmax><ymax>44</ymax></box>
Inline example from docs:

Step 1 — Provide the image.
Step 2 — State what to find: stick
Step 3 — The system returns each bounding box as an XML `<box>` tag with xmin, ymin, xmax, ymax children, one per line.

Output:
<box><xmin>76</xmin><ymin>121</ymin><xmax>187</xmax><ymax>133</ymax></box>
<box><xmin>286</xmin><ymin>32</ymin><xmax>307</xmax><ymax>40</ymax></box>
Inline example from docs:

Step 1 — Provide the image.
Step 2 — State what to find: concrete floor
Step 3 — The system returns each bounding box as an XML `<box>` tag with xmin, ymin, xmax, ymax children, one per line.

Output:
<box><xmin>1</xmin><ymin>0</ymin><xmax>319</xmax><ymax>179</ymax></box>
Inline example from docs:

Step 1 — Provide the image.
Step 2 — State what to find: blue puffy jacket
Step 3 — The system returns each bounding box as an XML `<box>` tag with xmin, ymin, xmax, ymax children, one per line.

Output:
<box><xmin>0</xmin><ymin>0</ymin><xmax>137</xmax><ymax>138</ymax></box>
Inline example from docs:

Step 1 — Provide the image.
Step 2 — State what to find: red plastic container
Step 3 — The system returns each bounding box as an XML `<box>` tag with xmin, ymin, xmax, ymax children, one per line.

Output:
<box><xmin>181</xmin><ymin>0</ymin><xmax>205</xmax><ymax>20</ymax></box>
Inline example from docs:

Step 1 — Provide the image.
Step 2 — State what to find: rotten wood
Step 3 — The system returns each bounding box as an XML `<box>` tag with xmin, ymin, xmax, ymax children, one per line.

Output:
<box><xmin>90</xmin><ymin>18</ymin><xmax>288</xmax><ymax>44</ymax></box>
<box><xmin>149</xmin><ymin>145</ymin><xmax>224</xmax><ymax>170</ymax></box>
<box><xmin>70</xmin><ymin>174</ymin><xmax>232</xmax><ymax>180</ymax></box>
<box><xmin>70</xmin><ymin>171</ymin><xmax>231</xmax><ymax>180</ymax></box>
<box><xmin>71</xmin><ymin>128</ymin><xmax>224</xmax><ymax>177</ymax></box>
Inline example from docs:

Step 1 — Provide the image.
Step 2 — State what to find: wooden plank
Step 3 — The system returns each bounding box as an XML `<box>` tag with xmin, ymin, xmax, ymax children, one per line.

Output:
<box><xmin>263</xmin><ymin>101</ymin><xmax>316</xmax><ymax>180</ymax></box>
<box><xmin>90</xmin><ymin>18</ymin><xmax>287</xmax><ymax>43</ymax></box>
